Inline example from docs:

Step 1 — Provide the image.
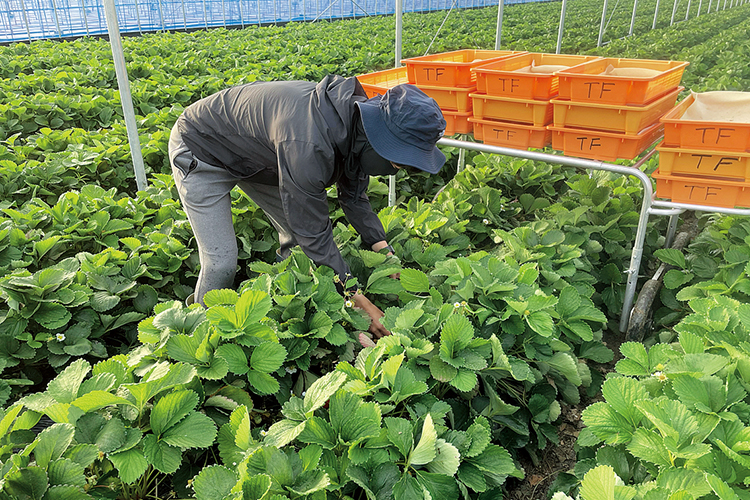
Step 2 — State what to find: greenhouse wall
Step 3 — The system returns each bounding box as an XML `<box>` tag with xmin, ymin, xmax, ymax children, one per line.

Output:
<box><xmin>0</xmin><ymin>0</ymin><xmax>548</xmax><ymax>43</ymax></box>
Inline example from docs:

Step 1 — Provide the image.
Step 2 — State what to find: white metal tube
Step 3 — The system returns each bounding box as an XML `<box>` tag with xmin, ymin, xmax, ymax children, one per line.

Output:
<box><xmin>629</xmin><ymin>0</ymin><xmax>639</xmax><ymax>35</ymax></box>
<box><xmin>494</xmin><ymin>0</ymin><xmax>504</xmax><ymax>50</ymax></box>
<box><xmin>722</xmin><ymin>0</ymin><xmax>726</xmax><ymax>9</ymax></box>
<box><xmin>685</xmin><ymin>0</ymin><xmax>691</xmax><ymax>18</ymax></box>
<box><xmin>670</xmin><ymin>0</ymin><xmax>678</xmax><ymax>25</ymax></box>
<box><xmin>652</xmin><ymin>0</ymin><xmax>660</xmax><ymax>28</ymax></box>
<box><xmin>597</xmin><ymin>0</ymin><xmax>608</xmax><ymax>46</ymax></box>
<box><xmin>102</xmin><ymin>0</ymin><xmax>148</xmax><ymax>192</ymax></box>
<box><xmin>697</xmin><ymin>0</ymin><xmax>702</xmax><ymax>15</ymax></box>
<box><xmin>556</xmin><ymin>0</ymin><xmax>567</xmax><ymax>53</ymax></box>
<box><xmin>395</xmin><ymin>0</ymin><xmax>402</xmax><ymax>66</ymax></box>
<box><xmin>51</xmin><ymin>0</ymin><xmax>63</xmax><ymax>37</ymax></box>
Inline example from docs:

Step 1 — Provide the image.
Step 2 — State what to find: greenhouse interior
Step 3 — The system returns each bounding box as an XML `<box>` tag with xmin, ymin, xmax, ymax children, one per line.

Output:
<box><xmin>2</xmin><ymin>0</ymin><xmax>750</xmax><ymax>498</ymax></box>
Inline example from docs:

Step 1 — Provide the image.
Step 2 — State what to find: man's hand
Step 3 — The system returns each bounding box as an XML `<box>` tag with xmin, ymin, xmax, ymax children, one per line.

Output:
<box><xmin>352</xmin><ymin>291</ymin><xmax>390</xmax><ymax>340</ymax></box>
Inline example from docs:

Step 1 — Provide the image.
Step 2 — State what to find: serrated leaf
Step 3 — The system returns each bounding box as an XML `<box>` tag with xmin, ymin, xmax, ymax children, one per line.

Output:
<box><xmin>150</xmin><ymin>390</ymin><xmax>199</xmax><ymax>436</ymax></box>
<box><xmin>2</xmin><ymin>467</ymin><xmax>49</xmax><ymax>500</ymax></box>
<box><xmin>465</xmin><ymin>417</ymin><xmax>491</xmax><ymax>458</ymax></box>
<box><xmin>161</xmin><ymin>411</ymin><xmax>217</xmax><ymax>449</ymax></box>
<box><xmin>289</xmin><ymin>469</ymin><xmax>330</xmax><ymax>496</ymax></box>
<box><xmin>409</xmin><ymin>414</ymin><xmax>437</xmax><ymax>467</ymax></box>
<box><xmin>142</xmin><ymin>434</ymin><xmax>182</xmax><ymax>474</ymax></box>
<box><xmin>672</xmin><ymin>375</ymin><xmax>726</xmax><ymax>413</ymax></box>
<box><xmin>430</xmin><ymin>355</ymin><xmax>458</xmax><ymax>382</ymax></box>
<box><xmin>394</xmin><ymin>474</ymin><xmax>425</xmax><ymax>500</ymax></box>
<box><xmin>47</xmin><ymin>359</ymin><xmax>90</xmax><ymax>404</ymax></box>
<box><xmin>71</xmin><ymin>391</ymin><xmax>134</xmax><ymax>413</ymax></box>
<box><xmin>582</xmin><ymin>402</ymin><xmax>635</xmax><ymax>445</ymax></box>
<box><xmin>196</xmin><ymin>355</ymin><xmax>229</xmax><ymax>380</ymax></box>
<box><xmin>241</xmin><ymin>474</ymin><xmax>272</xmax><ymax>500</ymax></box>
<box><xmin>330</xmin><ymin>390</ymin><xmax>381</xmax><ymax>445</ymax></box>
<box><xmin>247</xmin><ymin>370</ymin><xmax>280</xmax><ymax>396</ymax></box>
<box><xmin>602</xmin><ymin>377</ymin><xmax>648</xmax><ymax>427</ymax></box>
<box><xmin>264</xmin><ymin>419</ymin><xmax>306</xmax><ymax>448</ymax></box>
<box><xmin>450</xmin><ymin>369</ymin><xmax>478</xmax><ymax>392</ymax></box>
<box><xmin>44</xmin><ymin>485</ymin><xmax>91</xmax><ymax>500</ymax></box>
<box><xmin>303</xmin><ymin>371</ymin><xmax>347</xmax><ymax>414</ymax></box>
<box><xmin>400</xmin><ymin>269</ymin><xmax>430</xmax><ymax>293</ymax></box>
<box><xmin>215</xmin><ymin>343</ymin><xmax>249</xmax><ymax>374</ymax></box>
<box><xmin>527</xmin><ymin>311</ymin><xmax>555</xmax><ymax>337</ymax></box>
<box><xmin>385</xmin><ymin>417</ymin><xmax>414</xmax><ymax>458</ymax></box>
<box><xmin>35</xmin><ymin>423</ymin><xmax>75</xmax><ymax>468</ymax></box>
<box><xmin>251</xmin><ymin>342</ymin><xmax>287</xmax><ymax>373</ymax></box>
<box><xmin>193</xmin><ymin>465</ymin><xmax>238</xmax><ymax>500</ymax></box>
<box><xmin>108</xmin><ymin>448</ymin><xmax>148</xmax><ymax>484</ymax></box>
<box><xmin>654</xmin><ymin>248</ymin><xmax>687</xmax><ymax>269</ymax></box>
<box><xmin>706</xmin><ymin>473</ymin><xmax>739</xmax><ymax>500</ymax></box>
<box><xmin>440</xmin><ymin>314</ymin><xmax>474</xmax><ymax>364</ymax></box>
<box><xmin>627</xmin><ymin>428</ymin><xmax>671</xmax><ymax>466</ymax></box>
<box><xmin>35</xmin><ymin>302</ymin><xmax>72</xmax><ymax>329</ymax></box>
<box><xmin>298</xmin><ymin>416</ymin><xmax>337</xmax><ymax>449</ymax></box>
<box><xmin>48</xmin><ymin>458</ymin><xmax>86</xmax><ymax>488</ymax></box>
<box><xmin>90</xmin><ymin>291</ymin><xmax>120</xmax><ymax>312</ymax></box>
<box><xmin>427</xmin><ymin>439</ymin><xmax>460</xmax><ymax>475</ymax></box>
<box><xmin>74</xmin><ymin>413</ymin><xmax>126</xmax><ymax>453</ymax></box>
<box><xmin>203</xmin><ymin>289</ymin><xmax>239</xmax><ymax>307</ymax></box>
<box><xmin>580</xmin><ymin>465</ymin><xmax>617</xmax><ymax>500</ymax></box>
<box><xmin>546</xmin><ymin>352</ymin><xmax>582</xmax><ymax>386</ymax></box>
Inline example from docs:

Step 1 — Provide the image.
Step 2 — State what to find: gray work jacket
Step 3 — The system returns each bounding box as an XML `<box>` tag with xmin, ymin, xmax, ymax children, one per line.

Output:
<box><xmin>175</xmin><ymin>75</ymin><xmax>386</xmax><ymax>282</ymax></box>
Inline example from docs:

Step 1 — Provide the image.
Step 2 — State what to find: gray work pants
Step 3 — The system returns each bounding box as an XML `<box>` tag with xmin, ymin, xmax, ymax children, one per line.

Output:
<box><xmin>168</xmin><ymin>123</ymin><xmax>297</xmax><ymax>305</ymax></box>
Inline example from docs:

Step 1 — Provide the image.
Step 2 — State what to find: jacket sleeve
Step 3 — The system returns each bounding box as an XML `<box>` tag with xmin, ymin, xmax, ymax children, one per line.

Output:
<box><xmin>276</xmin><ymin>140</ymin><xmax>351</xmax><ymax>281</ymax></box>
<box><xmin>337</xmin><ymin>175</ymin><xmax>387</xmax><ymax>248</ymax></box>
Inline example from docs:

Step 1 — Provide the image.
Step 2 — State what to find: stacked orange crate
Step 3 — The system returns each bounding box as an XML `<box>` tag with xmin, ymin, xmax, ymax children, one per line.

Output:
<box><xmin>549</xmin><ymin>58</ymin><xmax>688</xmax><ymax>161</ymax></box>
<box><xmin>357</xmin><ymin>66</ymin><xmax>410</xmax><ymax>98</ymax></box>
<box><xmin>469</xmin><ymin>53</ymin><xmax>599</xmax><ymax>150</ymax></box>
<box><xmin>402</xmin><ymin>49</ymin><xmax>525</xmax><ymax>136</ymax></box>
<box><xmin>652</xmin><ymin>92</ymin><xmax>750</xmax><ymax>208</ymax></box>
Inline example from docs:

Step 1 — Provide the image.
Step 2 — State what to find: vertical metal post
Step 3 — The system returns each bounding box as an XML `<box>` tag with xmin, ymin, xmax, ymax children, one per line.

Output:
<box><xmin>19</xmin><ymin>0</ymin><xmax>32</xmax><ymax>39</ymax></box>
<box><xmin>722</xmin><ymin>0</ymin><xmax>726</xmax><ymax>9</ymax></box>
<box><xmin>202</xmin><ymin>0</ymin><xmax>208</xmax><ymax>27</ymax></box>
<box><xmin>82</xmin><ymin>0</ymin><xmax>90</xmax><ymax>35</ymax></box>
<box><xmin>670</xmin><ymin>0</ymin><xmax>678</xmax><ymax>25</ymax></box>
<box><xmin>5</xmin><ymin>0</ymin><xmax>16</xmax><ymax>40</ymax></box>
<box><xmin>494</xmin><ymin>0</ymin><xmax>503</xmax><ymax>49</ymax></box>
<box><xmin>134</xmin><ymin>0</ymin><xmax>142</xmax><ymax>33</ymax></box>
<box><xmin>157</xmin><ymin>0</ymin><xmax>164</xmax><ymax>29</ymax></box>
<box><xmin>697</xmin><ymin>0</ymin><xmax>702</xmax><ymax>15</ymax></box>
<box><xmin>288</xmin><ymin>0</ymin><xmax>291</xmax><ymax>20</ymax></box>
<box><xmin>684</xmin><ymin>0</ymin><xmax>690</xmax><ymax>18</ymax></box>
<box><xmin>556</xmin><ymin>0</ymin><xmax>566</xmax><ymax>53</ymax></box>
<box><xmin>239</xmin><ymin>0</ymin><xmax>245</xmax><ymax>26</ymax></box>
<box><xmin>273</xmin><ymin>0</ymin><xmax>277</xmax><ymax>23</ymax></box>
<box><xmin>258</xmin><ymin>0</ymin><xmax>261</xmax><ymax>24</ymax></box>
<box><xmin>597</xmin><ymin>0</ymin><xmax>608</xmax><ymax>47</ymax></box>
<box><xmin>102</xmin><ymin>0</ymin><xmax>148</xmax><ymax>192</ymax></box>
<box><xmin>51</xmin><ymin>0</ymin><xmax>63</xmax><ymax>37</ymax></box>
<box><xmin>652</xmin><ymin>0</ymin><xmax>660</xmax><ymax>28</ymax></box>
<box><xmin>629</xmin><ymin>0</ymin><xmax>638</xmax><ymax>35</ymax></box>
<box><xmin>182</xmin><ymin>0</ymin><xmax>187</xmax><ymax>29</ymax></box>
<box><xmin>222</xmin><ymin>0</ymin><xmax>226</xmax><ymax>26</ymax></box>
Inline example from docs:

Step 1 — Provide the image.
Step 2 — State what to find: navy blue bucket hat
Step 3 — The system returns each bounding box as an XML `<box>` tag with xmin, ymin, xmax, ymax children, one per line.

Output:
<box><xmin>356</xmin><ymin>84</ymin><xmax>447</xmax><ymax>174</ymax></box>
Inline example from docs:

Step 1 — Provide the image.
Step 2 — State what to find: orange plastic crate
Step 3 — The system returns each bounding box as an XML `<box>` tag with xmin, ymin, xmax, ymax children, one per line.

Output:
<box><xmin>656</xmin><ymin>142</ymin><xmax>750</xmax><ymax>181</ymax></box>
<box><xmin>661</xmin><ymin>93</ymin><xmax>750</xmax><ymax>152</ymax></box>
<box><xmin>443</xmin><ymin>110</ymin><xmax>473</xmax><ymax>136</ymax></box>
<box><xmin>417</xmin><ymin>84</ymin><xmax>474</xmax><ymax>112</ymax></box>
<box><xmin>470</xmin><ymin>93</ymin><xmax>553</xmax><ymax>127</ymax></box>
<box><xmin>473</xmin><ymin>53</ymin><xmax>600</xmax><ymax>99</ymax></box>
<box><xmin>403</xmin><ymin>49</ymin><xmax>525</xmax><ymax>88</ymax></box>
<box><xmin>469</xmin><ymin>117</ymin><xmax>551</xmax><ymax>150</ymax></box>
<box><xmin>357</xmin><ymin>67</ymin><xmax>409</xmax><ymax>98</ymax></box>
<box><xmin>556</xmin><ymin>58</ymin><xmax>689</xmax><ymax>105</ymax></box>
<box><xmin>652</xmin><ymin>168</ymin><xmax>750</xmax><ymax>208</ymax></box>
<box><xmin>551</xmin><ymin>87</ymin><xmax>682</xmax><ymax>135</ymax></box>
<box><xmin>548</xmin><ymin>122</ymin><xmax>664</xmax><ymax>161</ymax></box>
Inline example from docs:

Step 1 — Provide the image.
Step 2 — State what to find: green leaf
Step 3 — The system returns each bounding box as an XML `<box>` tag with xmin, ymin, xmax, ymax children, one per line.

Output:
<box><xmin>251</xmin><ymin>342</ymin><xmax>287</xmax><ymax>373</ymax></box>
<box><xmin>672</xmin><ymin>375</ymin><xmax>726</xmax><ymax>413</ymax></box>
<box><xmin>196</xmin><ymin>355</ymin><xmax>229</xmax><ymax>380</ymax></box>
<box><xmin>427</xmin><ymin>439</ymin><xmax>460</xmax><ymax>475</ymax></box>
<box><xmin>330</xmin><ymin>390</ymin><xmax>381</xmax><ymax>445</ymax></box>
<box><xmin>664</xmin><ymin>269</ymin><xmax>693</xmax><ymax>289</ymax></box>
<box><xmin>347</xmin><ymin>463</ymin><xmax>400</xmax><ymax>500</ymax></box>
<box><xmin>47</xmin><ymin>359</ymin><xmax>91</xmax><ymax>404</ymax></box>
<box><xmin>705</xmin><ymin>473</ymin><xmax>739</xmax><ymax>500</ymax></box>
<box><xmin>303</xmin><ymin>371</ymin><xmax>347</xmax><ymax>414</ymax></box>
<box><xmin>35</xmin><ymin>302</ymin><xmax>72</xmax><ymax>329</ymax></box>
<box><xmin>35</xmin><ymin>423</ymin><xmax>75</xmax><ymax>468</ymax></box>
<box><xmin>527</xmin><ymin>311</ymin><xmax>555</xmax><ymax>337</ymax></box>
<box><xmin>161</xmin><ymin>411</ymin><xmax>217</xmax><ymax>449</ymax></box>
<box><xmin>215</xmin><ymin>344</ymin><xmax>249</xmax><ymax>374</ymax></box>
<box><xmin>466</xmin><ymin>445</ymin><xmax>520</xmax><ymax>483</ymax></box>
<box><xmin>394</xmin><ymin>474</ymin><xmax>425</xmax><ymax>500</ymax></box>
<box><xmin>264</xmin><ymin>419</ymin><xmax>306</xmax><ymax>448</ymax></box>
<box><xmin>360</xmin><ymin>249</ymin><xmax>387</xmax><ymax>267</ymax></box>
<box><xmin>430</xmin><ymin>355</ymin><xmax>458</xmax><ymax>382</ymax></box>
<box><xmin>108</xmin><ymin>448</ymin><xmax>148</xmax><ymax>484</ymax></box>
<box><xmin>44</xmin><ymin>485</ymin><xmax>91</xmax><ymax>500</ymax></box>
<box><xmin>654</xmin><ymin>248</ymin><xmax>687</xmax><ymax>269</ymax></box>
<box><xmin>150</xmin><ymin>389</ymin><xmax>199</xmax><ymax>436</ymax></box>
<box><xmin>90</xmin><ymin>291</ymin><xmax>120</xmax><ymax>312</ymax></box>
<box><xmin>298</xmin><ymin>416</ymin><xmax>337</xmax><ymax>450</ymax></box>
<box><xmin>47</xmin><ymin>458</ymin><xmax>85</xmax><ymax>488</ymax></box>
<box><xmin>440</xmin><ymin>314</ymin><xmax>474</xmax><ymax>364</ymax></box>
<box><xmin>247</xmin><ymin>370</ymin><xmax>280</xmax><ymax>396</ymax></box>
<box><xmin>2</xmin><ymin>467</ymin><xmax>49</xmax><ymax>500</ymax></box>
<box><xmin>465</xmin><ymin>417</ymin><xmax>491</xmax><ymax>458</ymax></box>
<box><xmin>71</xmin><ymin>391</ymin><xmax>134</xmax><ymax>413</ymax></box>
<box><xmin>450</xmin><ymin>369</ymin><xmax>478</xmax><ymax>392</ymax></box>
<box><xmin>385</xmin><ymin>417</ymin><xmax>414</xmax><ymax>458</ymax></box>
<box><xmin>74</xmin><ymin>413</ymin><xmax>126</xmax><ymax>453</ymax></box>
<box><xmin>627</xmin><ymin>428</ymin><xmax>671</xmax><ymax>467</ymax></box>
<box><xmin>582</xmin><ymin>402</ymin><xmax>635</xmax><ymax>445</ymax></box>
<box><xmin>602</xmin><ymin>377</ymin><xmax>648</xmax><ymax>427</ymax></box>
<box><xmin>289</xmin><ymin>470</ymin><xmax>330</xmax><ymax>496</ymax></box>
<box><xmin>400</xmin><ymin>269</ymin><xmax>430</xmax><ymax>293</ymax></box>
<box><xmin>142</xmin><ymin>433</ymin><xmax>182</xmax><ymax>474</ymax></box>
<box><xmin>409</xmin><ymin>414</ymin><xmax>437</xmax><ymax>467</ymax></box>
<box><xmin>241</xmin><ymin>474</ymin><xmax>272</xmax><ymax>500</ymax></box>
<box><xmin>546</xmin><ymin>352</ymin><xmax>582</xmax><ymax>386</ymax></box>
<box><xmin>203</xmin><ymin>289</ymin><xmax>238</xmax><ymax>307</ymax></box>
<box><xmin>580</xmin><ymin>465</ymin><xmax>619</xmax><ymax>500</ymax></box>
<box><xmin>236</xmin><ymin>290</ymin><xmax>273</xmax><ymax>328</ymax></box>
<box><xmin>193</xmin><ymin>465</ymin><xmax>238</xmax><ymax>500</ymax></box>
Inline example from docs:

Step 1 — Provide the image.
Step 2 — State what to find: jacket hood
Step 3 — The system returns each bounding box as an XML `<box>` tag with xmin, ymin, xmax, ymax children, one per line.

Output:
<box><xmin>313</xmin><ymin>75</ymin><xmax>368</xmax><ymax>154</ymax></box>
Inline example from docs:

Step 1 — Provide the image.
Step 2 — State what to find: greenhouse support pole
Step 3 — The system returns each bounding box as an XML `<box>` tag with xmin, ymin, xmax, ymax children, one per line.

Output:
<box><xmin>707</xmin><ymin>0</ymin><xmax>712</xmax><ymax>11</ymax></box>
<box><xmin>652</xmin><ymin>0</ymin><xmax>660</xmax><ymax>29</ymax></box>
<box><xmin>597</xmin><ymin>0</ymin><xmax>608</xmax><ymax>46</ymax></box>
<box><xmin>494</xmin><ymin>0</ymin><xmax>503</xmax><ymax>49</ymax></box>
<box><xmin>51</xmin><ymin>0</ymin><xmax>63</xmax><ymax>37</ymax></box>
<box><xmin>685</xmin><ymin>0</ymin><xmax>691</xmax><ymax>18</ymax></box>
<box><xmin>629</xmin><ymin>0</ymin><xmax>638</xmax><ymax>35</ymax></box>
<box><xmin>103</xmin><ymin>0</ymin><xmax>148</xmax><ymax>192</ymax></box>
<box><xmin>670</xmin><ymin>0</ymin><xmax>678</xmax><ymax>25</ymax></box>
<box><xmin>19</xmin><ymin>0</ymin><xmax>31</xmax><ymax>42</ymax></box>
<box><xmin>697</xmin><ymin>0</ymin><xmax>702</xmax><ymax>15</ymax></box>
<box><xmin>722</xmin><ymin>0</ymin><xmax>726</xmax><ymax>9</ymax></box>
<box><xmin>390</xmin><ymin>0</ymin><xmax>403</xmax><ymax>207</ymax></box>
<box><xmin>555</xmin><ymin>0</ymin><xmax>566</xmax><ymax>53</ymax></box>
<box><xmin>82</xmin><ymin>0</ymin><xmax>90</xmax><ymax>36</ymax></box>
<box><xmin>134</xmin><ymin>0</ymin><xmax>142</xmax><ymax>33</ymax></box>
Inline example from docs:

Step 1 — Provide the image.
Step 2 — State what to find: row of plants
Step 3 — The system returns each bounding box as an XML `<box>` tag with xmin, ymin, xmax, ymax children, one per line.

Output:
<box><xmin>1</xmin><ymin>3</ymin><xmax>749</xmax><ymax>499</ymax></box>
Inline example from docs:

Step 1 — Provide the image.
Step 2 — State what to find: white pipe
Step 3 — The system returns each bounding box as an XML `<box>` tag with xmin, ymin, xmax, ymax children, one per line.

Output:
<box><xmin>652</xmin><ymin>0</ymin><xmax>660</xmax><ymax>28</ymax></box>
<box><xmin>629</xmin><ymin>0</ymin><xmax>639</xmax><ymax>35</ymax></box>
<box><xmin>495</xmin><ymin>0</ymin><xmax>504</xmax><ymax>49</ymax></box>
<box><xmin>556</xmin><ymin>0</ymin><xmax>567</xmax><ymax>53</ymax></box>
<box><xmin>102</xmin><ymin>0</ymin><xmax>148</xmax><ymax>192</ymax></box>
<box><xmin>597</xmin><ymin>0</ymin><xmax>608</xmax><ymax>46</ymax></box>
<box><xmin>395</xmin><ymin>0</ymin><xmax>402</xmax><ymax>65</ymax></box>
<box><xmin>670</xmin><ymin>0</ymin><xmax>678</xmax><ymax>25</ymax></box>
<box><xmin>697</xmin><ymin>0</ymin><xmax>702</xmax><ymax>15</ymax></box>
<box><xmin>685</xmin><ymin>0</ymin><xmax>691</xmax><ymax>18</ymax></box>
